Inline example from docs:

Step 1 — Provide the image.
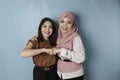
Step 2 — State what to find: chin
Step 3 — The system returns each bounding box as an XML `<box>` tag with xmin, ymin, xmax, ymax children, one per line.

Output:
<box><xmin>45</xmin><ymin>35</ymin><xmax>51</xmax><ymax>38</ymax></box>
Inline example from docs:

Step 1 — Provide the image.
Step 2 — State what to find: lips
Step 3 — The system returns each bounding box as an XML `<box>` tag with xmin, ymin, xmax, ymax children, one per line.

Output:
<box><xmin>43</xmin><ymin>31</ymin><xmax>51</xmax><ymax>36</ymax></box>
<box><xmin>62</xmin><ymin>27</ymin><xmax>68</xmax><ymax>31</ymax></box>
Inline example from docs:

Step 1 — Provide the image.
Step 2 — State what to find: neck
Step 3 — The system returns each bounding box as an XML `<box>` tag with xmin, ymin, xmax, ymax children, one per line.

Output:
<box><xmin>44</xmin><ymin>37</ymin><xmax>49</xmax><ymax>41</ymax></box>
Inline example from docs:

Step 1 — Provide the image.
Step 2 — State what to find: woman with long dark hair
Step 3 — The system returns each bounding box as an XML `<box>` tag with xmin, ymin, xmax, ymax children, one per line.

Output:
<box><xmin>21</xmin><ymin>17</ymin><xmax>58</xmax><ymax>80</ymax></box>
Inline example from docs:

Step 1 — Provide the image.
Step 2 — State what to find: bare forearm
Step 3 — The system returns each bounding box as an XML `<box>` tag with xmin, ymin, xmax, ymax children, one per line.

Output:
<box><xmin>21</xmin><ymin>48</ymin><xmax>45</xmax><ymax>58</ymax></box>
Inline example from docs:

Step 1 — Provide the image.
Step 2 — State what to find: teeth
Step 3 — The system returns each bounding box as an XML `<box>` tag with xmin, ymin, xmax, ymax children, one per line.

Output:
<box><xmin>63</xmin><ymin>28</ymin><xmax>67</xmax><ymax>30</ymax></box>
<box><xmin>44</xmin><ymin>32</ymin><xmax>50</xmax><ymax>35</ymax></box>
<box><xmin>62</xmin><ymin>27</ymin><xmax>67</xmax><ymax>30</ymax></box>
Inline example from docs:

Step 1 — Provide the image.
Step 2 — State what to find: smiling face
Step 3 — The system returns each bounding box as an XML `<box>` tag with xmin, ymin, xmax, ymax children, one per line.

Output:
<box><xmin>60</xmin><ymin>17</ymin><xmax>73</xmax><ymax>32</ymax></box>
<box><xmin>41</xmin><ymin>21</ymin><xmax>53</xmax><ymax>40</ymax></box>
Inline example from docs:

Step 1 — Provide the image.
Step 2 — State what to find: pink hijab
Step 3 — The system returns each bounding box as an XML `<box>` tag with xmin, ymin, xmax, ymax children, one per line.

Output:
<box><xmin>56</xmin><ymin>11</ymin><xmax>78</xmax><ymax>50</ymax></box>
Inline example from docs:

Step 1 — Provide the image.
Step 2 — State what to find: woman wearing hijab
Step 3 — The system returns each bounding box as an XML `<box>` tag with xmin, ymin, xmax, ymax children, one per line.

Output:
<box><xmin>52</xmin><ymin>11</ymin><xmax>85</xmax><ymax>80</ymax></box>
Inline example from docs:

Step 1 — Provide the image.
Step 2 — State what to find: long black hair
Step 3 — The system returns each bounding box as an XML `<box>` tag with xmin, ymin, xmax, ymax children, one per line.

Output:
<box><xmin>37</xmin><ymin>17</ymin><xmax>57</xmax><ymax>46</ymax></box>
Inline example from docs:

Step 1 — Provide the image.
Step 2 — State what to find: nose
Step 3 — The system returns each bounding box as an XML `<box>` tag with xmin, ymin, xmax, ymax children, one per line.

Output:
<box><xmin>63</xmin><ymin>23</ymin><xmax>67</xmax><ymax>27</ymax></box>
<box><xmin>46</xmin><ymin>27</ymin><xmax>50</xmax><ymax>32</ymax></box>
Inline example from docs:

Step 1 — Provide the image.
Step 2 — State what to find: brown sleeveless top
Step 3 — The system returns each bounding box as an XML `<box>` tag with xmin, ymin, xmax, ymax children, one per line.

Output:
<box><xmin>29</xmin><ymin>40</ymin><xmax>56</xmax><ymax>67</ymax></box>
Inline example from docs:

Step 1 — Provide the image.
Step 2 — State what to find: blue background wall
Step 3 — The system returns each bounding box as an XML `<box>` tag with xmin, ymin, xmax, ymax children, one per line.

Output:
<box><xmin>0</xmin><ymin>0</ymin><xmax>120</xmax><ymax>80</ymax></box>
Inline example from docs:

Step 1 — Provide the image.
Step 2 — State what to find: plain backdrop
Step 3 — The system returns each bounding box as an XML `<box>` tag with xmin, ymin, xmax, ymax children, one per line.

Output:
<box><xmin>0</xmin><ymin>0</ymin><xmax>120</xmax><ymax>80</ymax></box>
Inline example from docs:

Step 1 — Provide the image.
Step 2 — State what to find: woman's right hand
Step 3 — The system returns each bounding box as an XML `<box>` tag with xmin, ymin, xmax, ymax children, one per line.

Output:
<box><xmin>30</xmin><ymin>36</ymin><xmax>54</xmax><ymax>55</ymax></box>
<box><xmin>43</xmin><ymin>48</ymin><xmax>53</xmax><ymax>55</ymax></box>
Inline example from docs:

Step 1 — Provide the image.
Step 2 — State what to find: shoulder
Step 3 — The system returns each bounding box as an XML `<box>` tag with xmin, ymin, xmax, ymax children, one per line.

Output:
<box><xmin>73</xmin><ymin>35</ymin><xmax>83</xmax><ymax>44</ymax></box>
<box><xmin>28</xmin><ymin>39</ymin><xmax>38</xmax><ymax>47</ymax></box>
<box><xmin>73</xmin><ymin>35</ymin><xmax>81</xmax><ymax>40</ymax></box>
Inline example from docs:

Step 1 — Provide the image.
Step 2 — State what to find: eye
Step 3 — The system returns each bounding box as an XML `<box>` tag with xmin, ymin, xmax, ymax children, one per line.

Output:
<box><xmin>60</xmin><ymin>20</ymin><xmax>64</xmax><ymax>23</ymax></box>
<box><xmin>49</xmin><ymin>25</ymin><xmax>53</xmax><ymax>29</ymax></box>
<box><xmin>43</xmin><ymin>25</ymin><xmax>47</xmax><ymax>28</ymax></box>
<box><xmin>68</xmin><ymin>21</ymin><xmax>72</xmax><ymax>24</ymax></box>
